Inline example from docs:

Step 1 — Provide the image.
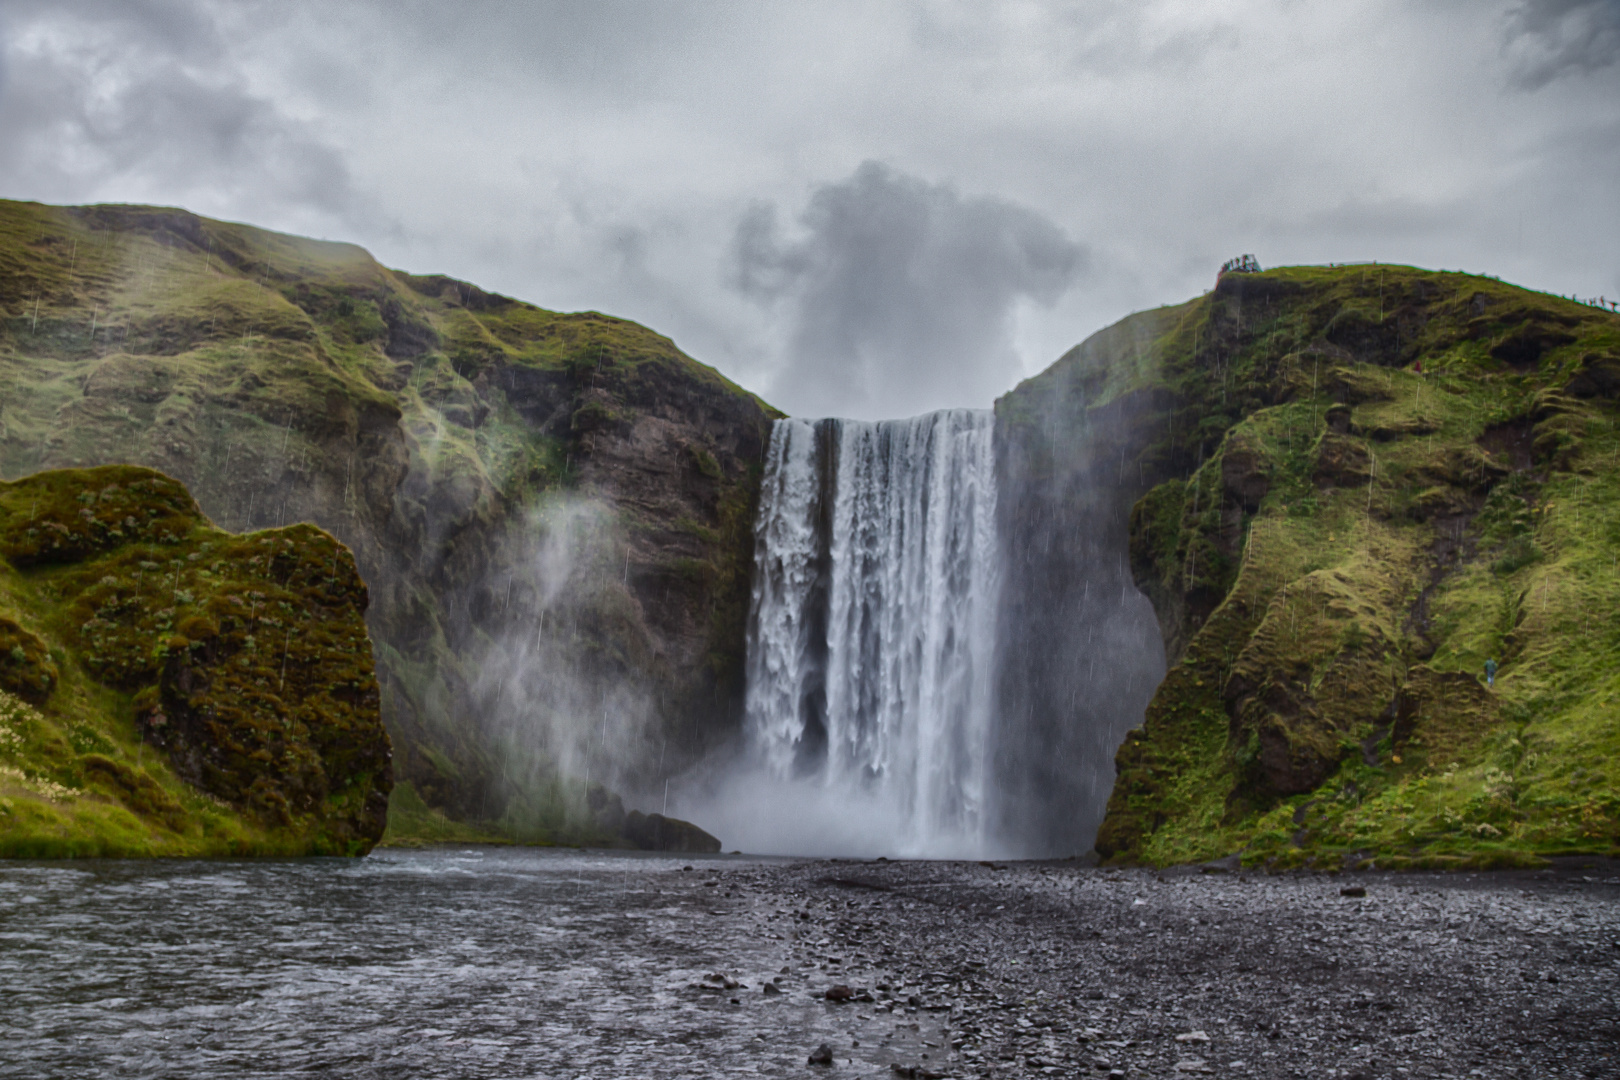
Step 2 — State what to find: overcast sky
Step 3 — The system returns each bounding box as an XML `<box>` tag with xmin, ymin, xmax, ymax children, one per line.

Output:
<box><xmin>2</xmin><ymin>1</ymin><xmax>1615</xmax><ymax>419</ymax></box>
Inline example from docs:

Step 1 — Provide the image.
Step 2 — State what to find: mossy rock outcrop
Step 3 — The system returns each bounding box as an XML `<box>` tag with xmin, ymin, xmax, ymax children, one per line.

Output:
<box><xmin>0</xmin><ymin>465</ymin><xmax>391</xmax><ymax>856</ymax></box>
<box><xmin>0</xmin><ymin>198</ymin><xmax>775</xmax><ymax>845</ymax></box>
<box><xmin>1003</xmin><ymin>264</ymin><xmax>1620</xmax><ymax>869</ymax></box>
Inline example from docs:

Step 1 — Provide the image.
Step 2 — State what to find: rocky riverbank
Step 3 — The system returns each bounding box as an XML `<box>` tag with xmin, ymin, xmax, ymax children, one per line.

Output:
<box><xmin>5</xmin><ymin>849</ymin><xmax>1614</xmax><ymax>1077</ymax></box>
<box><xmin>702</xmin><ymin>855</ymin><xmax>1619</xmax><ymax>1079</ymax></box>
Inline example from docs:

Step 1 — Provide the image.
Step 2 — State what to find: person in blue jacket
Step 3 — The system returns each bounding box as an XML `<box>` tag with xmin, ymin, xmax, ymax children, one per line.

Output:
<box><xmin>1484</xmin><ymin>658</ymin><xmax>1498</xmax><ymax>688</ymax></box>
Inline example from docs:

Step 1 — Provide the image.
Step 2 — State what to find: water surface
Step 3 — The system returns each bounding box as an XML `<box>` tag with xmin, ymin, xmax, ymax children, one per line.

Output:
<box><xmin>1</xmin><ymin>847</ymin><xmax>874</xmax><ymax>1079</ymax></box>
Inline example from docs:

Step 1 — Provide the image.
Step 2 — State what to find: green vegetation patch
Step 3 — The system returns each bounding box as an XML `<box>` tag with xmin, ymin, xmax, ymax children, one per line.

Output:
<box><xmin>1059</xmin><ymin>265</ymin><xmax>1620</xmax><ymax>868</ymax></box>
<box><xmin>0</xmin><ymin>464</ymin><xmax>392</xmax><ymax>857</ymax></box>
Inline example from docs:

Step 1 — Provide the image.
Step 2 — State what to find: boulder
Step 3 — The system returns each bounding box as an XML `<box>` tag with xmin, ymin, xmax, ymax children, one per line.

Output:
<box><xmin>622</xmin><ymin>809</ymin><xmax>721</xmax><ymax>853</ymax></box>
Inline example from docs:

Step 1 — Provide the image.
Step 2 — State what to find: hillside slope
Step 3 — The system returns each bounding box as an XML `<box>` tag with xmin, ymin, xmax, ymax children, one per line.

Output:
<box><xmin>1000</xmin><ymin>264</ymin><xmax>1620</xmax><ymax>868</ymax></box>
<box><xmin>0</xmin><ymin>465</ymin><xmax>390</xmax><ymax>856</ymax></box>
<box><xmin>0</xmin><ymin>199</ymin><xmax>778</xmax><ymax>841</ymax></box>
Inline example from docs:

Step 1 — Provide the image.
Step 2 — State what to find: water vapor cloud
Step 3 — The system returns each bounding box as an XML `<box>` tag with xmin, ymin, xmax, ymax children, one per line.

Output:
<box><xmin>732</xmin><ymin>162</ymin><xmax>1087</xmax><ymax>421</ymax></box>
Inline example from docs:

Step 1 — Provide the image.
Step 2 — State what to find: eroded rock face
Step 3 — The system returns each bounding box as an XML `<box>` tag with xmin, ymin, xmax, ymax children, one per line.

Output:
<box><xmin>0</xmin><ymin>465</ymin><xmax>392</xmax><ymax>855</ymax></box>
<box><xmin>0</xmin><ymin>200</ymin><xmax>775</xmax><ymax>835</ymax></box>
<box><xmin>1026</xmin><ymin>262</ymin><xmax>1620</xmax><ymax>868</ymax></box>
<box><xmin>133</xmin><ymin>525</ymin><xmax>392</xmax><ymax>847</ymax></box>
<box><xmin>622</xmin><ymin>810</ymin><xmax>721</xmax><ymax>853</ymax></box>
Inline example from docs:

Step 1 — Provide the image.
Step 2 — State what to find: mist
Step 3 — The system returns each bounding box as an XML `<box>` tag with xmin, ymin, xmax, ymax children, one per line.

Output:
<box><xmin>732</xmin><ymin>162</ymin><xmax>1088</xmax><ymax>420</ymax></box>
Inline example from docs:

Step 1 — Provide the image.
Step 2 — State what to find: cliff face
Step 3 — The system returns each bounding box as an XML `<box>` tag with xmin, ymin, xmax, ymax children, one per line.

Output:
<box><xmin>0</xmin><ymin>199</ymin><xmax>778</xmax><ymax>840</ymax></box>
<box><xmin>1004</xmin><ymin>264</ymin><xmax>1620</xmax><ymax>868</ymax></box>
<box><xmin>0</xmin><ymin>465</ymin><xmax>390</xmax><ymax>856</ymax></box>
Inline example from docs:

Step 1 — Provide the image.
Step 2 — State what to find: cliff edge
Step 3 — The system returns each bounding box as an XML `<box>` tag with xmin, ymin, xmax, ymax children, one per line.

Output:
<box><xmin>1003</xmin><ymin>264</ymin><xmax>1620</xmax><ymax>868</ymax></box>
<box><xmin>0</xmin><ymin>465</ymin><xmax>391</xmax><ymax>856</ymax></box>
<box><xmin>0</xmin><ymin>199</ymin><xmax>776</xmax><ymax>843</ymax></box>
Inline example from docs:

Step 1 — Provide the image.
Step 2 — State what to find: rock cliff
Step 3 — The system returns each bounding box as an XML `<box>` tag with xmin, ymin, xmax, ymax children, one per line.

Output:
<box><xmin>0</xmin><ymin>465</ymin><xmax>390</xmax><ymax>856</ymax></box>
<box><xmin>0</xmin><ymin>199</ymin><xmax>776</xmax><ymax>842</ymax></box>
<box><xmin>1002</xmin><ymin>264</ymin><xmax>1620</xmax><ymax>868</ymax></box>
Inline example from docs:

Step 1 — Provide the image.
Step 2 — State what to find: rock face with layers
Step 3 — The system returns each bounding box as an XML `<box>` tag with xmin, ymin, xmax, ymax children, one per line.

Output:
<box><xmin>999</xmin><ymin>265</ymin><xmax>1620</xmax><ymax>868</ymax></box>
<box><xmin>0</xmin><ymin>465</ymin><xmax>391</xmax><ymax>856</ymax></box>
<box><xmin>0</xmin><ymin>199</ymin><xmax>776</xmax><ymax>840</ymax></box>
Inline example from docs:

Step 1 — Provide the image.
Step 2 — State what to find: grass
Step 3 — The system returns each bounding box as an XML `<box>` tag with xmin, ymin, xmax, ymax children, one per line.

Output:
<box><xmin>0</xmin><ymin>196</ymin><xmax>779</xmax><ymax>844</ymax></box>
<box><xmin>1026</xmin><ymin>263</ymin><xmax>1620</xmax><ymax>868</ymax></box>
<box><xmin>0</xmin><ymin>464</ymin><xmax>391</xmax><ymax>857</ymax></box>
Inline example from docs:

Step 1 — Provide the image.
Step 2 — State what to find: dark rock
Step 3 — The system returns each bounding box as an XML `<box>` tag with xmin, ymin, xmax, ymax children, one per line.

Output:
<box><xmin>622</xmin><ymin>809</ymin><xmax>721</xmax><ymax>853</ymax></box>
<box><xmin>586</xmin><ymin>784</ymin><xmax>625</xmax><ymax>835</ymax></box>
<box><xmin>1565</xmin><ymin>351</ymin><xmax>1620</xmax><ymax>399</ymax></box>
<box><xmin>1490</xmin><ymin>323</ymin><xmax>1576</xmax><ymax>370</ymax></box>
<box><xmin>763</xmin><ymin>982</ymin><xmax>781</xmax><ymax>996</ymax></box>
<box><xmin>1340</xmin><ymin>885</ymin><xmax>1367</xmax><ymax>898</ymax></box>
<box><xmin>0</xmin><ymin>616</ymin><xmax>58</xmax><ymax>703</ymax></box>
<box><xmin>1221</xmin><ymin>436</ymin><xmax>1271</xmax><ymax>512</ymax></box>
<box><xmin>824</xmin><ymin>985</ymin><xmax>854</xmax><ymax>1002</ymax></box>
<box><xmin>808</xmin><ymin>1043</ymin><xmax>835</xmax><ymax>1066</ymax></box>
<box><xmin>1314</xmin><ymin>432</ymin><xmax>1370</xmax><ymax>487</ymax></box>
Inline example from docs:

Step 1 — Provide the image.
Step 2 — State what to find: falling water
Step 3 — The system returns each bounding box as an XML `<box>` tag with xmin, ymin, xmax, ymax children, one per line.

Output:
<box><xmin>743</xmin><ymin>410</ymin><xmax>999</xmax><ymax>857</ymax></box>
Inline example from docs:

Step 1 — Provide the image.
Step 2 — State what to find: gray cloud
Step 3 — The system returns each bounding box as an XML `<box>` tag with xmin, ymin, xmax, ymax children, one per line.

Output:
<box><xmin>0</xmin><ymin>0</ymin><xmax>359</xmax><ymax>226</ymax></box>
<box><xmin>1505</xmin><ymin>0</ymin><xmax>1620</xmax><ymax>88</ymax></box>
<box><xmin>0</xmin><ymin>1</ymin><xmax>1615</xmax><ymax>418</ymax></box>
<box><xmin>732</xmin><ymin>162</ymin><xmax>1087</xmax><ymax>419</ymax></box>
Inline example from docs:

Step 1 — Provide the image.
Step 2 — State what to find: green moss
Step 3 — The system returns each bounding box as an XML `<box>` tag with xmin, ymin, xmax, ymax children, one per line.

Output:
<box><xmin>379</xmin><ymin>780</ymin><xmax>508</xmax><ymax>847</ymax></box>
<box><xmin>0</xmin><ymin>464</ymin><xmax>391</xmax><ymax>857</ymax></box>
<box><xmin>0</xmin><ymin>196</ymin><xmax>781</xmax><ymax>842</ymax></box>
<box><xmin>1060</xmin><ymin>264</ymin><xmax>1620</xmax><ymax>867</ymax></box>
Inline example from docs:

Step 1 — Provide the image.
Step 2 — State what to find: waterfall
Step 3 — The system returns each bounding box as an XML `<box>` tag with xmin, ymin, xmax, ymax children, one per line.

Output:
<box><xmin>743</xmin><ymin>409</ymin><xmax>999</xmax><ymax>857</ymax></box>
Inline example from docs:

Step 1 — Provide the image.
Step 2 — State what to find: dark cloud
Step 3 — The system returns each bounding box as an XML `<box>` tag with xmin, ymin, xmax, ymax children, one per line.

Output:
<box><xmin>732</xmin><ymin>161</ymin><xmax>1087</xmax><ymax>419</ymax></box>
<box><xmin>0</xmin><ymin>1</ymin><xmax>1613</xmax><ymax>418</ymax></box>
<box><xmin>0</xmin><ymin>0</ymin><xmax>358</xmax><ymax>222</ymax></box>
<box><xmin>1505</xmin><ymin>0</ymin><xmax>1620</xmax><ymax>88</ymax></box>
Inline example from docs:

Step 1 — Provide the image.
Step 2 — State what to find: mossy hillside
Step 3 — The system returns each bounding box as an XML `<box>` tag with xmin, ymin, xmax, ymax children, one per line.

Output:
<box><xmin>0</xmin><ymin>465</ymin><xmax>391</xmax><ymax>856</ymax></box>
<box><xmin>0</xmin><ymin>198</ymin><xmax>778</xmax><ymax>842</ymax></box>
<box><xmin>1000</xmin><ymin>263</ymin><xmax>1620</xmax><ymax>867</ymax></box>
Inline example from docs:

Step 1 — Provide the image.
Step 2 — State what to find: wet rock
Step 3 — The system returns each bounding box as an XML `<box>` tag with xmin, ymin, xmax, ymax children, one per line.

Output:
<box><xmin>586</xmin><ymin>784</ymin><xmax>626</xmax><ymax>834</ymax></box>
<box><xmin>622</xmin><ymin>809</ymin><xmax>721</xmax><ymax>853</ymax></box>
<box><xmin>1221</xmin><ymin>437</ymin><xmax>1271</xmax><ymax>512</ymax></box>
<box><xmin>824</xmin><ymin>985</ymin><xmax>854</xmax><ymax>1002</ymax></box>
<box><xmin>763</xmin><ymin>982</ymin><xmax>781</xmax><ymax>996</ymax></box>
<box><xmin>1314</xmin><ymin>431</ymin><xmax>1371</xmax><ymax>486</ymax></box>
<box><xmin>808</xmin><ymin>1043</ymin><xmax>835</xmax><ymax>1066</ymax></box>
<box><xmin>1340</xmin><ymin>885</ymin><xmax>1367</xmax><ymax>898</ymax></box>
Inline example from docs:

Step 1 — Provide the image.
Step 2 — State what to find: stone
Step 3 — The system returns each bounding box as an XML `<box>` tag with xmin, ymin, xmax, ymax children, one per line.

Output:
<box><xmin>1341</xmin><ymin>885</ymin><xmax>1367</xmax><ymax>898</ymax></box>
<box><xmin>624</xmin><ymin>810</ymin><xmax>722</xmax><ymax>853</ymax></box>
<box><xmin>763</xmin><ymin>982</ymin><xmax>781</xmax><ymax>995</ymax></box>
<box><xmin>1176</xmin><ymin>1031</ymin><xmax>1210</xmax><ymax>1043</ymax></box>
<box><xmin>808</xmin><ymin>1043</ymin><xmax>835</xmax><ymax>1066</ymax></box>
<box><xmin>824</xmin><ymin>985</ymin><xmax>855</xmax><ymax>1002</ymax></box>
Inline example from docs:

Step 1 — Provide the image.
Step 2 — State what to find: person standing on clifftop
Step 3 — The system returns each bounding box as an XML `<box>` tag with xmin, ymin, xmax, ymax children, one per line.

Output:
<box><xmin>1485</xmin><ymin>658</ymin><xmax>1498</xmax><ymax>688</ymax></box>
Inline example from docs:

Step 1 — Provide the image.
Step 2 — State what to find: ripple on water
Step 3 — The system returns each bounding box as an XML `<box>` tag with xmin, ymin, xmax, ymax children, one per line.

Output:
<box><xmin>0</xmin><ymin>848</ymin><xmax>888</xmax><ymax>1079</ymax></box>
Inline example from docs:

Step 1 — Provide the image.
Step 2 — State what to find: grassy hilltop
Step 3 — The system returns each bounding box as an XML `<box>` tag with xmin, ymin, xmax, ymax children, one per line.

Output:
<box><xmin>0</xmin><ymin>199</ymin><xmax>776</xmax><ymax>845</ymax></box>
<box><xmin>1004</xmin><ymin>263</ymin><xmax>1620</xmax><ymax>869</ymax></box>
<box><xmin>0</xmin><ymin>465</ymin><xmax>390</xmax><ymax>856</ymax></box>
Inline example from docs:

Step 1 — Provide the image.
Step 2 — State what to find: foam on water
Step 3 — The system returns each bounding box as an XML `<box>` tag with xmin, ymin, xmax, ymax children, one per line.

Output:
<box><xmin>737</xmin><ymin>410</ymin><xmax>999</xmax><ymax>858</ymax></box>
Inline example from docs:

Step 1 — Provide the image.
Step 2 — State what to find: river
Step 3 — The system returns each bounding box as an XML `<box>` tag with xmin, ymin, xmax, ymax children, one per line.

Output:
<box><xmin>3</xmin><ymin>849</ymin><xmax>1615</xmax><ymax>1078</ymax></box>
